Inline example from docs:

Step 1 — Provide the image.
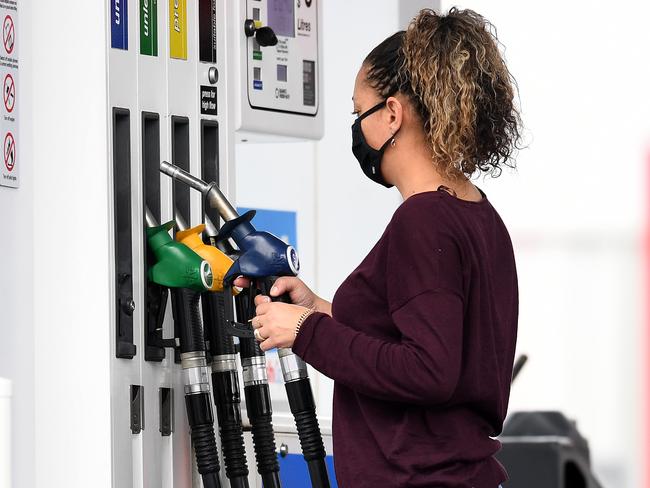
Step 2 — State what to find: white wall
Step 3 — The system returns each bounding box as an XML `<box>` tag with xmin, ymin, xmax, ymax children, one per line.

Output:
<box><xmin>440</xmin><ymin>1</ymin><xmax>650</xmax><ymax>486</ymax></box>
<box><xmin>31</xmin><ymin>0</ymin><xmax>112</xmax><ymax>486</ymax></box>
<box><xmin>0</xmin><ymin>2</ymin><xmax>34</xmax><ymax>487</ymax></box>
<box><xmin>314</xmin><ymin>0</ymin><xmax>402</xmax><ymax>304</ymax></box>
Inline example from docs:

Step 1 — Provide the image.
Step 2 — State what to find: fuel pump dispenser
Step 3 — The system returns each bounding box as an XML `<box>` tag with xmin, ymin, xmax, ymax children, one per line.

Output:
<box><xmin>175</xmin><ymin>224</ymin><xmax>251</xmax><ymax>488</ymax></box>
<box><xmin>162</xmin><ymin>162</ymin><xmax>283</xmax><ymax>488</ymax></box>
<box><xmin>99</xmin><ymin>1</ymin><xmax>326</xmax><ymax>486</ymax></box>
<box><xmin>233</xmin><ymin>284</ymin><xmax>283</xmax><ymax>488</ymax></box>
<box><xmin>144</xmin><ymin>209</ymin><xmax>222</xmax><ymax>488</ymax></box>
<box><xmin>160</xmin><ymin>162</ymin><xmax>331</xmax><ymax>488</ymax></box>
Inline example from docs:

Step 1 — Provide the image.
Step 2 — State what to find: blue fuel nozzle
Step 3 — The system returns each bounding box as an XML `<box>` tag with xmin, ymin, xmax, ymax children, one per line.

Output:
<box><xmin>217</xmin><ymin>211</ymin><xmax>299</xmax><ymax>284</ymax></box>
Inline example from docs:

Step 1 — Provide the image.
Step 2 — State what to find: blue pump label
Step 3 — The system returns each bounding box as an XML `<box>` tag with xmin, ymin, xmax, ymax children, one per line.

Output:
<box><xmin>111</xmin><ymin>0</ymin><xmax>128</xmax><ymax>50</ymax></box>
<box><xmin>237</xmin><ymin>208</ymin><xmax>297</xmax><ymax>249</ymax></box>
<box><xmin>278</xmin><ymin>453</ymin><xmax>338</xmax><ymax>487</ymax></box>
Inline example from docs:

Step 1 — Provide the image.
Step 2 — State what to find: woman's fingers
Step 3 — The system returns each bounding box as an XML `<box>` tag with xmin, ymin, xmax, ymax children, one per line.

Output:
<box><xmin>251</xmin><ymin>302</ymin><xmax>305</xmax><ymax>350</ymax></box>
<box><xmin>254</xmin><ymin>294</ymin><xmax>271</xmax><ymax>306</ymax></box>
<box><xmin>255</xmin><ymin>325</ymin><xmax>275</xmax><ymax>350</ymax></box>
<box><xmin>255</xmin><ymin>301</ymin><xmax>272</xmax><ymax>316</ymax></box>
<box><xmin>233</xmin><ymin>276</ymin><xmax>250</xmax><ymax>288</ymax></box>
<box><xmin>260</xmin><ymin>338</ymin><xmax>275</xmax><ymax>351</ymax></box>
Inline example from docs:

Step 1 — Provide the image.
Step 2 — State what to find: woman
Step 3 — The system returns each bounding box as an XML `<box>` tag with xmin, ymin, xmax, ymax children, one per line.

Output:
<box><xmin>244</xmin><ymin>8</ymin><xmax>520</xmax><ymax>488</ymax></box>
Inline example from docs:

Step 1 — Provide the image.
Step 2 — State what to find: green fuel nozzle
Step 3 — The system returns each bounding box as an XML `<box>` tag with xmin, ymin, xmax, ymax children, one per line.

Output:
<box><xmin>146</xmin><ymin>220</ymin><xmax>214</xmax><ymax>291</ymax></box>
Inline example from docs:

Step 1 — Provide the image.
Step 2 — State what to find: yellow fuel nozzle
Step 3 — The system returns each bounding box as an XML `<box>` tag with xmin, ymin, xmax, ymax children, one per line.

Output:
<box><xmin>175</xmin><ymin>224</ymin><xmax>233</xmax><ymax>292</ymax></box>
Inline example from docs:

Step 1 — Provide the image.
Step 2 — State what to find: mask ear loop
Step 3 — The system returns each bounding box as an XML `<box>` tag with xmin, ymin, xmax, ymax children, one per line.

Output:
<box><xmin>357</xmin><ymin>99</ymin><xmax>387</xmax><ymax>120</ymax></box>
<box><xmin>359</xmin><ymin>99</ymin><xmax>398</xmax><ymax>150</ymax></box>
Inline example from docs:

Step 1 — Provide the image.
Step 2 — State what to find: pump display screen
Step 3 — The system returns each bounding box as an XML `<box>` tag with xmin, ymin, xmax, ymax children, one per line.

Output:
<box><xmin>268</xmin><ymin>0</ymin><xmax>295</xmax><ymax>38</ymax></box>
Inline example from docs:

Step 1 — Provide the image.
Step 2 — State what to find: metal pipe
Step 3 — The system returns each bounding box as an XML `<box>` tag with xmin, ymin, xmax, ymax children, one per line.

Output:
<box><xmin>160</xmin><ymin>161</ymin><xmax>239</xmax><ymax>222</ymax></box>
<box><xmin>174</xmin><ymin>211</ymin><xmax>189</xmax><ymax>233</ymax></box>
<box><xmin>145</xmin><ymin>206</ymin><xmax>158</xmax><ymax>228</ymax></box>
<box><xmin>146</xmin><ymin>203</ymin><xmax>188</xmax><ymax>233</ymax></box>
<box><xmin>161</xmin><ymin>160</ymin><xmax>212</xmax><ymax>193</ymax></box>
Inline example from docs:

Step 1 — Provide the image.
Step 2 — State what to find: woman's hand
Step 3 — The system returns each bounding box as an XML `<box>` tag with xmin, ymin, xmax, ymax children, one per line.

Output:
<box><xmin>252</xmin><ymin>301</ymin><xmax>310</xmax><ymax>351</ymax></box>
<box><xmin>234</xmin><ymin>276</ymin><xmax>332</xmax><ymax>315</ymax></box>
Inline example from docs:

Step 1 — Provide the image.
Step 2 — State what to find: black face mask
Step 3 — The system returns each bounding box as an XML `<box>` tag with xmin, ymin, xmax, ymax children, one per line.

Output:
<box><xmin>351</xmin><ymin>99</ymin><xmax>396</xmax><ymax>188</ymax></box>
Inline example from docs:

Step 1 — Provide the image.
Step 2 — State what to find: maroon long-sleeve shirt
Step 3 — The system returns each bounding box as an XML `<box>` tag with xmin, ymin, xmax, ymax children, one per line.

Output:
<box><xmin>292</xmin><ymin>188</ymin><xmax>518</xmax><ymax>487</ymax></box>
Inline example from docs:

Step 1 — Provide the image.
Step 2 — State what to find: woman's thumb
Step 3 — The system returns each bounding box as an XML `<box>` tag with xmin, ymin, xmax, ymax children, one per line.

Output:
<box><xmin>270</xmin><ymin>277</ymin><xmax>291</xmax><ymax>297</ymax></box>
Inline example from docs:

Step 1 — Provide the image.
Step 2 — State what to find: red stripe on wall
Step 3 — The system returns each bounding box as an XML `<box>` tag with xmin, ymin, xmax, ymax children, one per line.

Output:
<box><xmin>641</xmin><ymin>148</ymin><xmax>650</xmax><ymax>488</ymax></box>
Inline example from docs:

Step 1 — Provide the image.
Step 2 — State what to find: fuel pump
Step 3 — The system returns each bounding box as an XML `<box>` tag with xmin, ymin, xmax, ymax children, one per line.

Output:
<box><xmin>175</xmin><ymin>224</ymin><xmax>251</xmax><ymax>488</ymax></box>
<box><xmin>165</xmin><ymin>169</ymin><xmax>283</xmax><ymax>488</ymax></box>
<box><xmin>232</xmin><ymin>280</ymin><xmax>282</xmax><ymax>488</ymax></box>
<box><xmin>160</xmin><ymin>162</ymin><xmax>331</xmax><ymax>488</ymax></box>
<box><xmin>144</xmin><ymin>209</ymin><xmax>222</xmax><ymax>488</ymax></box>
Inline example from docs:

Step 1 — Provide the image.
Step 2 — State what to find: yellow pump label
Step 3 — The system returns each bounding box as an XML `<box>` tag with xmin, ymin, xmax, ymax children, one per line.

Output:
<box><xmin>176</xmin><ymin>224</ymin><xmax>233</xmax><ymax>292</ymax></box>
<box><xmin>169</xmin><ymin>0</ymin><xmax>187</xmax><ymax>60</ymax></box>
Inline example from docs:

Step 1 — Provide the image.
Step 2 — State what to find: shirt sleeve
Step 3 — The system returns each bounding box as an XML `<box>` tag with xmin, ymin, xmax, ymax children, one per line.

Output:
<box><xmin>292</xmin><ymin>289</ymin><xmax>463</xmax><ymax>405</ymax></box>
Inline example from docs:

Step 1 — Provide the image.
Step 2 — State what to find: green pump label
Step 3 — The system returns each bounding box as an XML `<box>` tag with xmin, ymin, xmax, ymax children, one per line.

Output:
<box><xmin>140</xmin><ymin>0</ymin><xmax>158</xmax><ymax>56</ymax></box>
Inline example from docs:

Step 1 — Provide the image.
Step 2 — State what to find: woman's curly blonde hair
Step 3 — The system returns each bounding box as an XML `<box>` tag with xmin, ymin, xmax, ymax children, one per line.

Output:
<box><xmin>365</xmin><ymin>8</ymin><xmax>521</xmax><ymax>179</ymax></box>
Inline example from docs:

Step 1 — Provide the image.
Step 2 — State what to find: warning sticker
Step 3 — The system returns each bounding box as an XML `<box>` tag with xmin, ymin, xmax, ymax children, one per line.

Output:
<box><xmin>4</xmin><ymin>131</ymin><xmax>13</xmax><ymax>170</ymax></box>
<box><xmin>3</xmin><ymin>73</ymin><xmax>14</xmax><ymax>112</ymax></box>
<box><xmin>2</xmin><ymin>14</ymin><xmax>13</xmax><ymax>54</ymax></box>
<box><xmin>0</xmin><ymin>0</ymin><xmax>17</xmax><ymax>188</ymax></box>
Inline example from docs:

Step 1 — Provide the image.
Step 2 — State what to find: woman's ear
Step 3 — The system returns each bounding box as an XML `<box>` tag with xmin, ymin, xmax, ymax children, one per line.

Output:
<box><xmin>385</xmin><ymin>96</ymin><xmax>403</xmax><ymax>134</ymax></box>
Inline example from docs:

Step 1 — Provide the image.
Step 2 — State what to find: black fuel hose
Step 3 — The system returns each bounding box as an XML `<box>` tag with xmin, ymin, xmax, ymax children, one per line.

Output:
<box><xmin>202</xmin><ymin>290</ymin><xmax>250</xmax><ymax>488</ymax></box>
<box><xmin>260</xmin><ymin>277</ymin><xmax>330</xmax><ymax>488</ymax></box>
<box><xmin>171</xmin><ymin>287</ymin><xmax>222</xmax><ymax>488</ymax></box>
<box><xmin>236</xmin><ymin>288</ymin><xmax>282</xmax><ymax>488</ymax></box>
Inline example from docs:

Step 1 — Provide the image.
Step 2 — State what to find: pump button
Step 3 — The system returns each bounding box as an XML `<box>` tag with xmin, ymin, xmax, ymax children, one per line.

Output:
<box><xmin>208</xmin><ymin>67</ymin><xmax>218</xmax><ymax>85</ymax></box>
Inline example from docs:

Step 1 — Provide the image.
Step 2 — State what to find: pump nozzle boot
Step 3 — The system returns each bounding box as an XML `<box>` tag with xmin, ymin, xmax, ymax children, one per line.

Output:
<box><xmin>146</xmin><ymin>221</ymin><xmax>214</xmax><ymax>291</ymax></box>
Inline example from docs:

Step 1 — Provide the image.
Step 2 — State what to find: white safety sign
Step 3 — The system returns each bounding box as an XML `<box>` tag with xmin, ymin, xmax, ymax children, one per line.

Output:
<box><xmin>0</xmin><ymin>0</ymin><xmax>17</xmax><ymax>188</ymax></box>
